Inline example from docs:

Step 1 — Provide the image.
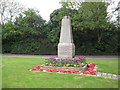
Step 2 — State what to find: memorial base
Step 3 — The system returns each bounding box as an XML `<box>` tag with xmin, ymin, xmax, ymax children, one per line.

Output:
<box><xmin>58</xmin><ymin>43</ymin><xmax>75</xmax><ymax>58</ymax></box>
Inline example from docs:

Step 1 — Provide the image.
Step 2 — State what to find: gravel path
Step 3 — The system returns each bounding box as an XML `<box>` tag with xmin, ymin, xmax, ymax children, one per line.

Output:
<box><xmin>1</xmin><ymin>54</ymin><xmax>118</xmax><ymax>59</ymax></box>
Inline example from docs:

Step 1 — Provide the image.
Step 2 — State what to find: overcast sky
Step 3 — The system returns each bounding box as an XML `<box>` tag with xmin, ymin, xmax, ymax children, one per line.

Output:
<box><xmin>15</xmin><ymin>0</ymin><xmax>119</xmax><ymax>21</ymax></box>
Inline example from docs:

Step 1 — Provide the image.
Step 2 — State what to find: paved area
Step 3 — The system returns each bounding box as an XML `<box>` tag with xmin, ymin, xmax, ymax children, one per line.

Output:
<box><xmin>96</xmin><ymin>72</ymin><xmax>120</xmax><ymax>79</ymax></box>
<box><xmin>1</xmin><ymin>54</ymin><xmax>53</xmax><ymax>58</ymax></box>
<box><xmin>1</xmin><ymin>54</ymin><xmax>118</xmax><ymax>59</ymax></box>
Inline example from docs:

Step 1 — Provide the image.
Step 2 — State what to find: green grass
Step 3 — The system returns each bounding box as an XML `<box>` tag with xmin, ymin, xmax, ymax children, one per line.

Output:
<box><xmin>87</xmin><ymin>59</ymin><xmax>118</xmax><ymax>75</ymax></box>
<box><xmin>2</xmin><ymin>57</ymin><xmax>118</xmax><ymax>88</ymax></box>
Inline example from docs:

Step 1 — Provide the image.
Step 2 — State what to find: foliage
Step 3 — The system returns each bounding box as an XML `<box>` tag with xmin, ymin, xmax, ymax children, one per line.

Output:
<box><xmin>2</xmin><ymin>2</ymin><xmax>118</xmax><ymax>55</ymax></box>
<box><xmin>48</xmin><ymin>7</ymin><xmax>78</xmax><ymax>47</ymax></box>
<box><xmin>0</xmin><ymin>0</ymin><xmax>25</xmax><ymax>25</ymax></box>
<box><xmin>14</xmin><ymin>9</ymin><xmax>46</xmax><ymax>37</ymax></box>
<box><xmin>2</xmin><ymin>9</ymin><xmax>56</xmax><ymax>54</ymax></box>
<box><xmin>72</xmin><ymin>2</ymin><xmax>118</xmax><ymax>55</ymax></box>
<box><xmin>59</xmin><ymin>0</ymin><xmax>83</xmax><ymax>10</ymax></box>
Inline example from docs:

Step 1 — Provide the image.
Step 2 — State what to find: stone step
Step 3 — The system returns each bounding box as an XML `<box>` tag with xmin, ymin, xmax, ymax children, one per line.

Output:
<box><xmin>40</xmin><ymin>65</ymin><xmax>87</xmax><ymax>71</ymax></box>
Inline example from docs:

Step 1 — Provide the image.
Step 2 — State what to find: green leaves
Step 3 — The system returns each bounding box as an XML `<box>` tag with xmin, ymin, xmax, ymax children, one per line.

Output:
<box><xmin>48</xmin><ymin>7</ymin><xmax>78</xmax><ymax>47</ymax></box>
<box><xmin>2</xmin><ymin>9</ymin><xmax>49</xmax><ymax>54</ymax></box>
<box><xmin>2</xmin><ymin>2</ymin><xmax>118</xmax><ymax>55</ymax></box>
<box><xmin>13</xmin><ymin>9</ymin><xmax>45</xmax><ymax>37</ymax></box>
<box><xmin>73</xmin><ymin>2</ymin><xmax>108</xmax><ymax>31</ymax></box>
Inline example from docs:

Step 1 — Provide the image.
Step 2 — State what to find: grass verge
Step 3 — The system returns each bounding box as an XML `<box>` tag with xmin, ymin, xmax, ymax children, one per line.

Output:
<box><xmin>87</xmin><ymin>59</ymin><xmax>118</xmax><ymax>74</ymax></box>
<box><xmin>2</xmin><ymin>57</ymin><xmax>118</xmax><ymax>88</ymax></box>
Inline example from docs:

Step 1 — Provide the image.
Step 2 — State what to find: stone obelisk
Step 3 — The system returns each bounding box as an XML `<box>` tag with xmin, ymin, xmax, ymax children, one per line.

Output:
<box><xmin>58</xmin><ymin>16</ymin><xmax>75</xmax><ymax>58</ymax></box>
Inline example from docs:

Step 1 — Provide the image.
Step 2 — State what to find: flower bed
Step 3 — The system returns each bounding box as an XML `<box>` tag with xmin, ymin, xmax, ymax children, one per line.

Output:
<box><xmin>44</xmin><ymin>56</ymin><xmax>86</xmax><ymax>67</ymax></box>
<box><xmin>30</xmin><ymin>56</ymin><xmax>96</xmax><ymax>75</ymax></box>
<box><xmin>30</xmin><ymin>63</ymin><xmax>97</xmax><ymax>75</ymax></box>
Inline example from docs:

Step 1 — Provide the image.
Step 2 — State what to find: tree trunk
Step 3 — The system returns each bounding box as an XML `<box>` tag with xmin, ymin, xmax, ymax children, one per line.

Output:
<box><xmin>98</xmin><ymin>33</ymin><xmax>102</xmax><ymax>43</ymax></box>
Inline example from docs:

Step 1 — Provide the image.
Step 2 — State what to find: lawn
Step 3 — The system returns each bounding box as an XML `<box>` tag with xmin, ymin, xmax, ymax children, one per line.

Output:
<box><xmin>2</xmin><ymin>57</ymin><xmax>118</xmax><ymax>88</ymax></box>
<box><xmin>87</xmin><ymin>59</ymin><xmax>118</xmax><ymax>75</ymax></box>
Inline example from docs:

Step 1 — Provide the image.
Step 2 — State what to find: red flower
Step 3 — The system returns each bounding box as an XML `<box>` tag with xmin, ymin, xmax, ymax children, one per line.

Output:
<box><xmin>46</xmin><ymin>70</ymin><xmax>52</xmax><ymax>72</ymax></box>
<box><xmin>72</xmin><ymin>71</ymin><xmax>79</xmax><ymax>74</ymax></box>
<box><xmin>31</xmin><ymin>68</ymin><xmax>37</xmax><ymax>71</ymax></box>
<box><xmin>38</xmin><ymin>69</ymin><xmax>44</xmax><ymax>71</ymax></box>
<box><xmin>87</xmin><ymin>63</ymin><xmax>95</xmax><ymax>67</ymax></box>
<box><xmin>59</xmin><ymin>70</ymin><xmax>67</xmax><ymax>73</ymax></box>
<box><xmin>33</xmin><ymin>66</ymin><xmax>40</xmax><ymax>70</ymax></box>
<box><xmin>83</xmin><ymin>71</ymin><xmax>91</xmax><ymax>74</ymax></box>
<box><xmin>90</xmin><ymin>71</ymin><xmax>96</xmax><ymax>75</ymax></box>
<box><xmin>30</xmin><ymin>62</ymin><xmax>97</xmax><ymax>75</ymax></box>
<box><xmin>51</xmin><ymin>69</ymin><xmax>59</xmax><ymax>72</ymax></box>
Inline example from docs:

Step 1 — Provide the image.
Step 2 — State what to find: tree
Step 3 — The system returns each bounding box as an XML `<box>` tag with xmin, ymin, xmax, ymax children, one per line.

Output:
<box><xmin>72</xmin><ymin>2</ymin><xmax>117</xmax><ymax>54</ymax></box>
<box><xmin>14</xmin><ymin>9</ymin><xmax>46</xmax><ymax>38</ymax></box>
<box><xmin>2</xmin><ymin>8</ymin><xmax>46</xmax><ymax>40</ymax></box>
<box><xmin>115</xmin><ymin>1</ymin><xmax>120</xmax><ymax>28</ymax></box>
<box><xmin>0</xmin><ymin>0</ymin><xmax>25</xmax><ymax>25</ymax></box>
<box><xmin>73</xmin><ymin>2</ymin><xmax>114</xmax><ymax>42</ymax></box>
<box><xmin>48</xmin><ymin>7</ymin><xmax>78</xmax><ymax>47</ymax></box>
<box><xmin>2</xmin><ymin>9</ymin><xmax>47</xmax><ymax>54</ymax></box>
<box><xmin>59</xmin><ymin>0</ymin><xmax>83</xmax><ymax>10</ymax></box>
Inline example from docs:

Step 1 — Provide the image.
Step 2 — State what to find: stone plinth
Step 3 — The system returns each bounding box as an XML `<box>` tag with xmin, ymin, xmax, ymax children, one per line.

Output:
<box><xmin>58</xmin><ymin>43</ymin><xmax>75</xmax><ymax>58</ymax></box>
<box><xmin>58</xmin><ymin>16</ymin><xmax>75</xmax><ymax>58</ymax></box>
<box><xmin>40</xmin><ymin>65</ymin><xmax>87</xmax><ymax>71</ymax></box>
